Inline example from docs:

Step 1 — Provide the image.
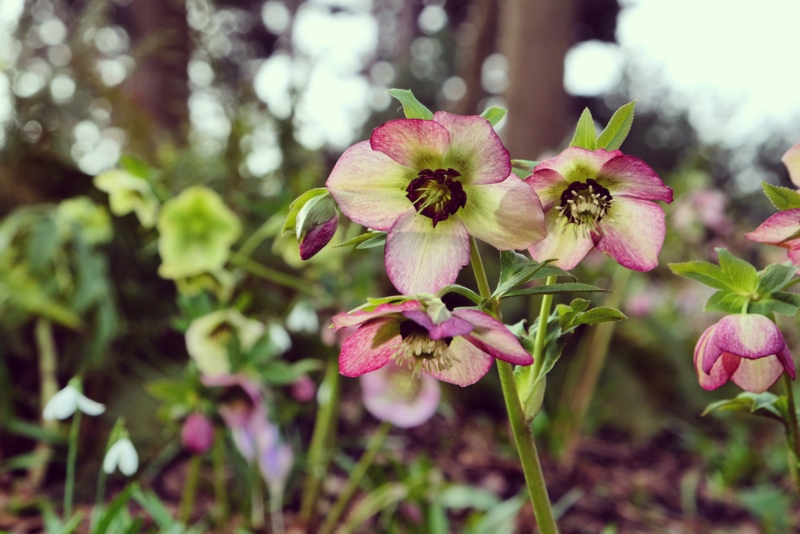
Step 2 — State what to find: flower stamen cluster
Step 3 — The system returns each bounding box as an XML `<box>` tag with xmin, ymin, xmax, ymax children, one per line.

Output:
<box><xmin>394</xmin><ymin>320</ymin><xmax>457</xmax><ymax>377</ymax></box>
<box><xmin>556</xmin><ymin>179</ymin><xmax>613</xmax><ymax>238</ymax></box>
<box><xmin>406</xmin><ymin>168</ymin><xmax>467</xmax><ymax>227</ymax></box>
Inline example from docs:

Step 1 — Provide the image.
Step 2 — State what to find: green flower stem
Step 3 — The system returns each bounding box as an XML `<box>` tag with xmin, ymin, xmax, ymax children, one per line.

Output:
<box><xmin>228</xmin><ymin>251</ymin><xmax>324</xmax><ymax>299</ymax></box>
<box><xmin>212</xmin><ymin>428</ymin><xmax>228</xmax><ymax>526</ymax></box>
<box><xmin>64</xmin><ymin>410</ymin><xmax>82</xmax><ymax>519</ymax></box>
<box><xmin>531</xmin><ymin>275</ymin><xmax>558</xmax><ymax>380</ymax></box>
<box><xmin>250</xmin><ymin>467</ymin><xmax>264</xmax><ymax>529</ymax></box>
<box><xmin>270</xmin><ymin>490</ymin><xmax>285</xmax><ymax>534</ymax></box>
<box><xmin>28</xmin><ymin>318</ymin><xmax>58</xmax><ymax>489</ymax></box>
<box><xmin>469</xmin><ymin>237</ymin><xmax>558</xmax><ymax>534</ymax></box>
<box><xmin>237</xmin><ymin>219</ymin><xmax>275</xmax><ymax>260</ymax></box>
<box><xmin>179</xmin><ymin>455</ymin><xmax>202</xmax><ymax>524</ymax></box>
<box><xmin>300</xmin><ymin>357</ymin><xmax>342</xmax><ymax>525</ymax></box>
<box><xmin>783</xmin><ymin>374</ymin><xmax>800</xmax><ymax>494</ymax></box>
<box><xmin>319</xmin><ymin>421</ymin><xmax>392</xmax><ymax>534</ymax></box>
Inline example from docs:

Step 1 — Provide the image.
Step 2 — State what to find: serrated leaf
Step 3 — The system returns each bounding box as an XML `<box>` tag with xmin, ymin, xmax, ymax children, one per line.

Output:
<box><xmin>281</xmin><ymin>188</ymin><xmax>328</xmax><ymax>236</ymax></box>
<box><xmin>749</xmin><ymin>297</ymin><xmax>798</xmax><ymax>317</ymax></box>
<box><xmin>481</xmin><ymin>107</ymin><xmax>507</xmax><ymax>126</ymax></box>
<box><xmin>387</xmin><ymin>88</ymin><xmax>434</xmax><ymax>120</ymax></box>
<box><xmin>571</xmin><ymin>307</ymin><xmax>627</xmax><ymax>327</ymax></box>
<box><xmin>503</xmin><ymin>282</ymin><xmax>608</xmax><ymax>299</ymax></box>
<box><xmin>761</xmin><ymin>181</ymin><xmax>800</xmax><ymax>211</ymax></box>
<box><xmin>757</xmin><ymin>263</ymin><xmax>797</xmax><ymax>295</ymax></box>
<box><xmin>702</xmin><ymin>391</ymin><xmax>783</xmax><ymax>421</ymax></box>
<box><xmin>704</xmin><ymin>290</ymin><xmax>750</xmax><ymax>314</ymax></box>
<box><xmin>717</xmin><ymin>248</ymin><xmax>759</xmax><ymax>293</ymax></box>
<box><xmin>493</xmin><ymin>254</ymin><xmax>553</xmax><ymax>297</ymax></box>
<box><xmin>596</xmin><ymin>101</ymin><xmax>635</xmax><ymax>150</ymax></box>
<box><xmin>569</xmin><ymin>108</ymin><xmax>597</xmax><ymax>150</ymax></box>
<box><xmin>669</xmin><ymin>261</ymin><xmax>730</xmax><ymax>290</ymax></box>
<box><xmin>773</xmin><ymin>291</ymin><xmax>800</xmax><ymax>307</ymax></box>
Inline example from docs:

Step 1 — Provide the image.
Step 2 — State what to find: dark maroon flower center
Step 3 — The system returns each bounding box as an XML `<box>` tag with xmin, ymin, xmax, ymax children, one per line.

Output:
<box><xmin>405</xmin><ymin>168</ymin><xmax>467</xmax><ymax>227</ymax></box>
<box><xmin>556</xmin><ymin>179</ymin><xmax>613</xmax><ymax>233</ymax></box>
<box><xmin>395</xmin><ymin>319</ymin><xmax>455</xmax><ymax>376</ymax></box>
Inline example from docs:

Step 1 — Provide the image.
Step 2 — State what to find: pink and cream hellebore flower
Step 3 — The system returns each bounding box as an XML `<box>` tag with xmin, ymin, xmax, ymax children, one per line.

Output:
<box><xmin>332</xmin><ymin>297</ymin><xmax>532</xmax><ymax>387</ymax></box>
<box><xmin>525</xmin><ymin>147</ymin><xmax>673</xmax><ymax>271</ymax></box>
<box><xmin>694</xmin><ymin>314</ymin><xmax>795</xmax><ymax>394</ymax></box>
<box><xmin>360</xmin><ymin>360</ymin><xmax>441</xmax><ymax>428</ymax></box>
<box><xmin>326</xmin><ymin>112</ymin><xmax>546</xmax><ymax>294</ymax></box>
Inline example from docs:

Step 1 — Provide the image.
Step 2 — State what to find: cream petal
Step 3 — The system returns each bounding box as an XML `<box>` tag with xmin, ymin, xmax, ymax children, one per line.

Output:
<box><xmin>782</xmin><ymin>142</ymin><xmax>800</xmax><ymax>188</ymax></box>
<box><xmin>424</xmin><ymin>336</ymin><xmax>494</xmax><ymax>387</ymax></box>
<box><xmin>384</xmin><ymin>209</ymin><xmax>471</xmax><ymax>294</ymax></box>
<box><xmin>360</xmin><ymin>362</ymin><xmax>441</xmax><ymax>428</ymax></box>
<box><xmin>713</xmin><ymin>314</ymin><xmax>786</xmax><ymax>359</ymax></box>
<box><xmin>745</xmin><ymin>209</ymin><xmax>800</xmax><ymax>245</ymax></box>
<box><xmin>326</xmin><ymin>141</ymin><xmax>416</xmax><ymax>231</ymax></box>
<box><xmin>534</xmin><ymin>147</ymin><xmax>621</xmax><ymax>183</ymax></box>
<box><xmin>694</xmin><ymin>324</ymin><xmax>737</xmax><ymax>390</ymax></box>
<box><xmin>339</xmin><ymin>318</ymin><xmax>403</xmax><ymax>377</ymax></box>
<box><xmin>730</xmin><ymin>355</ymin><xmax>785</xmax><ymax>394</ymax></box>
<box><xmin>433</xmin><ymin>111</ymin><xmax>511</xmax><ymax>185</ymax></box>
<box><xmin>527</xmin><ymin>209</ymin><xmax>594</xmax><ymax>270</ymax></box>
<box><xmin>596</xmin><ymin>155</ymin><xmax>673</xmax><ymax>203</ymax></box>
<box><xmin>524</xmin><ymin>168</ymin><xmax>569</xmax><ymax>211</ymax></box>
<box><xmin>370</xmin><ymin>118</ymin><xmax>449</xmax><ymax>170</ymax></box>
<box><xmin>459</xmin><ymin>177</ymin><xmax>546</xmax><ymax>250</ymax></box>
<box><xmin>595</xmin><ymin>197</ymin><xmax>665</xmax><ymax>271</ymax></box>
<box><xmin>332</xmin><ymin>301</ymin><xmax>423</xmax><ymax>330</ymax></box>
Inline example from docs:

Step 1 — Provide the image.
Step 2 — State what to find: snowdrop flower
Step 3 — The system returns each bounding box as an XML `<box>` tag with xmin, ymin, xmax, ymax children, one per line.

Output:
<box><xmin>42</xmin><ymin>381</ymin><xmax>105</xmax><ymax>421</ymax></box>
<box><xmin>103</xmin><ymin>437</ymin><xmax>139</xmax><ymax>476</ymax></box>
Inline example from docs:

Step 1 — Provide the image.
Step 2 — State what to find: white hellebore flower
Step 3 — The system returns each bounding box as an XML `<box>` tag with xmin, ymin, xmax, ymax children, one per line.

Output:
<box><xmin>42</xmin><ymin>384</ymin><xmax>106</xmax><ymax>421</ymax></box>
<box><xmin>103</xmin><ymin>437</ymin><xmax>139</xmax><ymax>476</ymax></box>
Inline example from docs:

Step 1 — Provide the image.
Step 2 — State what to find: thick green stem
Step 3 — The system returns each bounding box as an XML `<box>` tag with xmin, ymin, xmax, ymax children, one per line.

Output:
<box><xmin>531</xmin><ymin>276</ymin><xmax>557</xmax><ymax>379</ymax></box>
<box><xmin>784</xmin><ymin>374</ymin><xmax>800</xmax><ymax>494</ymax></box>
<box><xmin>64</xmin><ymin>410</ymin><xmax>82</xmax><ymax>519</ymax></box>
<box><xmin>180</xmin><ymin>455</ymin><xmax>202</xmax><ymax>524</ymax></box>
<box><xmin>28</xmin><ymin>318</ymin><xmax>58</xmax><ymax>489</ymax></box>
<box><xmin>229</xmin><ymin>251</ymin><xmax>324</xmax><ymax>299</ymax></box>
<box><xmin>469</xmin><ymin>237</ymin><xmax>558</xmax><ymax>534</ymax></box>
<box><xmin>212</xmin><ymin>428</ymin><xmax>228</xmax><ymax>526</ymax></box>
<box><xmin>300</xmin><ymin>357</ymin><xmax>342</xmax><ymax>525</ymax></box>
<box><xmin>319</xmin><ymin>422</ymin><xmax>391</xmax><ymax>534</ymax></box>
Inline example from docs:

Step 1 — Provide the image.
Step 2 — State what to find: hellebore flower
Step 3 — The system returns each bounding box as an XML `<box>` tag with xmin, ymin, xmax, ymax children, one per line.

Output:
<box><xmin>745</xmin><ymin>209</ymin><xmax>800</xmax><ymax>265</ymax></box>
<box><xmin>524</xmin><ymin>147</ymin><xmax>673</xmax><ymax>271</ymax></box>
<box><xmin>360</xmin><ymin>359</ymin><xmax>441</xmax><ymax>428</ymax></box>
<box><xmin>694</xmin><ymin>314</ymin><xmax>795</xmax><ymax>394</ymax></box>
<box><xmin>332</xmin><ymin>296</ymin><xmax>532</xmax><ymax>387</ymax></box>
<box><xmin>103</xmin><ymin>437</ymin><xmax>139</xmax><ymax>476</ymax></box>
<box><xmin>43</xmin><ymin>380</ymin><xmax>105</xmax><ymax>421</ymax></box>
<box><xmin>326</xmin><ymin>112</ymin><xmax>546</xmax><ymax>294</ymax></box>
<box><xmin>94</xmin><ymin>169</ymin><xmax>160</xmax><ymax>229</ymax></box>
<box><xmin>157</xmin><ymin>186</ymin><xmax>241</xmax><ymax>279</ymax></box>
<box><xmin>185</xmin><ymin>309</ymin><xmax>266</xmax><ymax>376</ymax></box>
<box><xmin>181</xmin><ymin>412</ymin><xmax>215</xmax><ymax>454</ymax></box>
<box><xmin>285</xmin><ymin>189</ymin><xmax>340</xmax><ymax>260</ymax></box>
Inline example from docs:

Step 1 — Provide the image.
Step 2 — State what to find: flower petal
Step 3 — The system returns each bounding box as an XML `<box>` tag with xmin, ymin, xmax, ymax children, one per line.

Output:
<box><xmin>694</xmin><ymin>325</ymin><xmax>736</xmax><ymax>389</ymax></box>
<box><xmin>339</xmin><ymin>318</ymin><xmax>402</xmax><ymax>377</ymax></box>
<box><xmin>370</xmin><ymin>118</ymin><xmax>449</xmax><ymax>170</ymax></box>
<box><xmin>425</xmin><ymin>336</ymin><xmax>493</xmax><ymax>387</ymax></box>
<box><xmin>453</xmin><ymin>309</ymin><xmax>533</xmax><ymax>366</ymax></box>
<box><xmin>782</xmin><ymin>142</ymin><xmax>800</xmax><ymax>188</ymax></box>
<box><xmin>385</xmin><ymin>210</ymin><xmax>471</xmax><ymax>294</ymax></box>
<box><xmin>524</xmin><ymin>168</ymin><xmax>569</xmax><ymax>211</ymax></box>
<box><xmin>75</xmin><ymin>394</ymin><xmax>107</xmax><ymax>417</ymax></box>
<box><xmin>730</xmin><ymin>355</ymin><xmax>786</xmax><ymax>394</ymax></box>
<box><xmin>459</xmin><ymin>177</ymin><xmax>546</xmax><ymax>250</ymax></box>
<box><xmin>42</xmin><ymin>386</ymin><xmax>79</xmax><ymax>421</ymax></box>
<box><xmin>744</xmin><ymin>209</ymin><xmax>800</xmax><ymax>246</ymax></box>
<box><xmin>360</xmin><ymin>362</ymin><xmax>441</xmax><ymax>428</ymax></box>
<box><xmin>527</xmin><ymin>209</ymin><xmax>594</xmax><ymax>270</ymax></box>
<box><xmin>714</xmin><ymin>314</ymin><xmax>786</xmax><ymax>359</ymax></box>
<box><xmin>596</xmin><ymin>155</ymin><xmax>673</xmax><ymax>203</ymax></box>
<box><xmin>326</xmin><ymin>141</ymin><xmax>416</xmax><ymax>231</ymax></box>
<box><xmin>595</xmin><ymin>197</ymin><xmax>666</xmax><ymax>271</ymax></box>
<box><xmin>433</xmin><ymin>111</ymin><xmax>511</xmax><ymax>185</ymax></box>
<box><xmin>332</xmin><ymin>300</ymin><xmax>423</xmax><ymax>330</ymax></box>
<box><xmin>402</xmin><ymin>309</ymin><xmax>474</xmax><ymax>340</ymax></box>
<box><xmin>534</xmin><ymin>147</ymin><xmax>621</xmax><ymax>183</ymax></box>
<box><xmin>778</xmin><ymin>345</ymin><xmax>796</xmax><ymax>379</ymax></box>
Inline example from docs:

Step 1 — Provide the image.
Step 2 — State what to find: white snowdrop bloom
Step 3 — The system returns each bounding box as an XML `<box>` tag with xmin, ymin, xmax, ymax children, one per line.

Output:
<box><xmin>42</xmin><ymin>384</ymin><xmax>105</xmax><ymax>421</ymax></box>
<box><xmin>103</xmin><ymin>437</ymin><xmax>139</xmax><ymax>476</ymax></box>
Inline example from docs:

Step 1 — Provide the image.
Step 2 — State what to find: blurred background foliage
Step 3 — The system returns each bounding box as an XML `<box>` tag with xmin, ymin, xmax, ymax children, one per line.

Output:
<box><xmin>2</xmin><ymin>0</ymin><xmax>800</xmax><ymax>529</ymax></box>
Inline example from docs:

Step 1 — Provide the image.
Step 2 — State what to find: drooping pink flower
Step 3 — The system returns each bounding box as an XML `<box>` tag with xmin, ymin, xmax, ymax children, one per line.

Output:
<box><xmin>524</xmin><ymin>147</ymin><xmax>673</xmax><ymax>271</ymax></box>
<box><xmin>181</xmin><ymin>412</ymin><xmax>214</xmax><ymax>454</ymax></box>
<box><xmin>326</xmin><ymin>112</ymin><xmax>546</xmax><ymax>294</ymax></box>
<box><xmin>744</xmin><ymin>209</ymin><xmax>800</xmax><ymax>265</ymax></box>
<box><xmin>694</xmin><ymin>314</ymin><xmax>795</xmax><ymax>394</ymax></box>
<box><xmin>332</xmin><ymin>297</ymin><xmax>532</xmax><ymax>387</ymax></box>
<box><xmin>360</xmin><ymin>359</ymin><xmax>441</xmax><ymax>428</ymax></box>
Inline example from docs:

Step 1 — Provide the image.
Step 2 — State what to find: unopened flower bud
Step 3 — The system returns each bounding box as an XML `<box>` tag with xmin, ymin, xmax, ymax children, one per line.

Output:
<box><xmin>291</xmin><ymin>375</ymin><xmax>316</xmax><ymax>403</ymax></box>
<box><xmin>282</xmin><ymin>189</ymin><xmax>339</xmax><ymax>260</ymax></box>
<box><xmin>181</xmin><ymin>413</ymin><xmax>214</xmax><ymax>454</ymax></box>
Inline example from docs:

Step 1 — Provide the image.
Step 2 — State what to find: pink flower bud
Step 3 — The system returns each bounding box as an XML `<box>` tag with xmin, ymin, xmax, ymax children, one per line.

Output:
<box><xmin>291</xmin><ymin>375</ymin><xmax>316</xmax><ymax>403</ymax></box>
<box><xmin>181</xmin><ymin>413</ymin><xmax>214</xmax><ymax>454</ymax></box>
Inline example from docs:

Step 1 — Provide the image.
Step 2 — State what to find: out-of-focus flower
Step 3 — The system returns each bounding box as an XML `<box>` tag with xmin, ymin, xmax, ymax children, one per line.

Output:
<box><xmin>254</xmin><ymin>422</ymin><xmax>293</xmax><ymax>497</ymax></box>
<box><xmin>103</xmin><ymin>437</ymin><xmax>139</xmax><ymax>476</ymax></box>
<box><xmin>186</xmin><ymin>309</ymin><xmax>265</xmax><ymax>376</ymax></box>
<box><xmin>694</xmin><ymin>314</ymin><xmax>795</xmax><ymax>393</ymax></box>
<box><xmin>286</xmin><ymin>301</ymin><xmax>320</xmax><ymax>333</ymax></box>
<box><xmin>56</xmin><ymin>197</ymin><xmax>113</xmax><ymax>245</ymax></box>
<box><xmin>745</xmin><ymin>209</ymin><xmax>800</xmax><ymax>265</ymax></box>
<box><xmin>291</xmin><ymin>375</ymin><xmax>316</xmax><ymax>403</ymax></box>
<box><xmin>157</xmin><ymin>186</ymin><xmax>241</xmax><ymax>279</ymax></box>
<box><xmin>326</xmin><ymin>112</ymin><xmax>545</xmax><ymax>294</ymax></box>
<box><xmin>525</xmin><ymin>147</ymin><xmax>673</xmax><ymax>271</ymax></box>
<box><xmin>671</xmin><ymin>188</ymin><xmax>731</xmax><ymax>237</ymax></box>
<box><xmin>43</xmin><ymin>380</ymin><xmax>105</xmax><ymax>421</ymax></box>
<box><xmin>360</xmin><ymin>359</ymin><xmax>440</xmax><ymax>428</ymax></box>
<box><xmin>783</xmin><ymin>142</ymin><xmax>800</xmax><ymax>187</ymax></box>
<box><xmin>181</xmin><ymin>412</ymin><xmax>215</xmax><ymax>454</ymax></box>
<box><xmin>332</xmin><ymin>295</ymin><xmax>532</xmax><ymax>387</ymax></box>
<box><xmin>94</xmin><ymin>169</ymin><xmax>160</xmax><ymax>229</ymax></box>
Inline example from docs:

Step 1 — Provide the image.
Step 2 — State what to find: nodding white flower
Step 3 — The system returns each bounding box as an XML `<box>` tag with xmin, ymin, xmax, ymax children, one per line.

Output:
<box><xmin>103</xmin><ymin>437</ymin><xmax>139</xmax><ymax>476</ymax></box>
<box><xmin>42</xmin><ymin>382</ymin><xmax>105</xmax><ymax>421</ymax></box>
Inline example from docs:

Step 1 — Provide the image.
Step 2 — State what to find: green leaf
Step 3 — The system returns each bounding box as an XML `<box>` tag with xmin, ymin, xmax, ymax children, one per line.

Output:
<box><xmin>119</xmin><ymin>155</ymin><xmax>152</xmax><ymax>179</ymax></box>
<box><xmin>281</xmin><ymin>188</ymin><xmax>328</xmax><ymax>236</ymax></box>
<box><xmin>439</xmin><ymin>484</ymin><xmax>500</xmax><ymax>510</ymax></box>
<box><xmin>761</xmin><ymin>181</ymin><xmax>800</xmax><ymax>211</ymax></box>
<box><xmin>773</xmin><ymin>290</ymin><xmax>800</xmax><ymax>308</ymax></box>
<box><xmin>511</xmin><ymin>167</ymin><xmax>529</xmax><ymax>179</ymax></box>
<box><xmin>702</xmin><ymin>391</ymin><xmax>783</xmax><ymax>421</ymax></box>
<box><xmin>596</xmin><ymin>101</ymin><xmax>635</xmax><ymax>151</ymax></box>
<box><xmin>339</xmin><ymin>483</ymin><xmax>409</xmax><ymax>534</ymax></box>
<box><xmin>503</xmin><ymin>282</ymin><xmax>608</xmax><ymax>299</ymax></box>
<box><xmin>56</xmin><ymin>513</ymin><xmax>84</xmax><ymax>534</ymax></box>
<box><xmin>511</xmin><ymin>159</ymin><xmax>539</xmax><ymax>168</ymax></box>
<box><xmin>757</xmin><ymin>264</ymin><xmax>797</xmax><ymax>295</ymax></box>
<box><xmin>387</xmin><ymin>88</ymin><xmax>434</xmax><ymax>120</ymax></box>
<box><xmin>717</xmin><ymin>248</ymin><xmax>759</xmax><ymax>293</ymax></box>
<box><xmin>493</xmin><ymin>253</ymin><xmax>553</xmax><ymax>297</ymax></box>
<box><xmin>569</xmin><ymin>307</ymin><xmax>627</xmax><ymax>328</ymax></box>
<box><xmin>260</xmin><ymin>359</ymin><xmax>324</xmax><ymax>385</ymax></box>
<box><xmin>480</xmin><ymin>107</ymin><xmax>507</xmax><ymax>126</ymax></box>
<box><xmin>704</xmin><ymin>290</ymin><xmax>750</xmax><ymax>314</ymax></box>
<box><xmin>749</xmin><ymin>296</ymin><xmax>799</xmax><ymax>317</ymax></box>
<box><xmin>92</xmin><ymin>483</ymin><xmax>139</xmax><ymax>534</ymax></box>
<box><xmin>668</xmin><ymin>261</ymin><xmax>730</xmax><ymax>290</ymax></box>
<box><xmin>334</xmin><ymin>230</ymin><xmax>386</xmax><ymax>248</ymax></box>
<box><xmin>569</xmin><ymin>108</ymin><xmax>597</xmax><ymax>150</ymax></box>
<box><xmin>356</xmin><ymin>232</ymin><xmax>387</xmax><ymax>249</ymax></box>
<box><xmin>464</xmin><ymin>491</ymin><xmax>526</xmax><ymax>534</ymax></box>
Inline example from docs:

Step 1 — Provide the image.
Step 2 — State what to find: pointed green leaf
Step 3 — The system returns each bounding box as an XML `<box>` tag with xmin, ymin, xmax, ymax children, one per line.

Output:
<box><xmin>481</xmin><ymin>107</ymin><xmax>507</xmax><ymax>126</ymax></box>
<box><xmin>704</xmin><ymin>290</ymin><xmax>750</xmax><ymax>314</ymax></box>
<box><xmin>511</xmin><ymin>159</ymin><xmax>540</xmax><ymax>168</ymax></box>
<box><xmin>503</xmin><ymin>282</ymin><xmax>608</xmax><ymax>299</ymax></box>
<box><xmin>356</xmin><ymin>232</ymin><xmax>387</xmax><ymax>249</ymax></box>
<box><xmin>757</xmin><ymin>263</ymin><xmax>797</xmax><ymax>295</ymax></box>
<box><xmin>281</xmin><ymin>188</ymin><xmax>328</xmax><ymax>236</ymax></box>
<box><xmin>571</xmin><ymin>307</ymin><xmax>627</xmax><ymax>327</ymax></box>
<box><xmin>569</xmin><ymin>108</ymin><xmax>597</xmax><ymax>150</ymax></box>
<box><xmin>749</xmin><ymin>296</ymin><xmax>799</xmax><ymax>317</ymax></box>
<box><xmin>511</xmin><ymin>167</ymin><xmax>530</xmax><ymax>179</ymax></box>
<box><xmin>387</xmin><ymin>88</ymin><xmax>434</xmax><ymax>120</ymax></box>
<box><xmin>668</xmin><ymin>261</ymin><xmax>730</xmax><ymax>290</ymax></box>
<box><xmin>762</xmin><ymin>181</ymin><xmax>800</xmax><ymax>211</ymax></box>
<box><xmin>334</xmin><ymin>230</ymin><xmax>386</xmax><ymax>248</ymax></box>
<box><xmin>702</xmin><ymin>392</ymin><xmax>783</xmax><ymax>421</ymax></box>
<box><xmin>717</xmin><ymin>248</ymin><xmax>759</xmax><ymax>292</ymax></box>
<box><xmin>596</xmin><ymin>101</ymin><xmax>635</xmax><ymax>150</ymax></box>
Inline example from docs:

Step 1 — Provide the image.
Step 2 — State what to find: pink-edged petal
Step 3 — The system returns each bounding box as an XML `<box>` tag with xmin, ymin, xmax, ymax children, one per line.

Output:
<box><xmin>432</xmin><ymin>111</ymin><xmax>510</xmax><ymax>185</ymax></box>
<box><xmin>778</xmin><ymin>345</ymin><xmax>796</xmax><ymax>379</ymax></box>
<box><xmin>782</xmin><ymin>142</ymin><xmax>800</xmax><ymax>187</ymax></box>
<box><xmin>299</xmin><ymin>216</ymin><xmax>338</xmax><ymax>260</ymax></box>
<box><xmin>524</xmin><ymin>168</ymin><xmax>568</xmax><ymax>211</ymax></box>
<box><xmin>714</xmin><ymin>314</ymin><xmax>786</xmax><ymax>360</ymax></box>
<box><xmin>452</xmin><ymin>309</ymin><xmax>532</xmax><ymax>366</ymax></box>
<box><xmin>595</xmin><ymin>197</ymin><xmax>666</xmax><ymax>271</ymax></box>
<box><xmin>596</xmin><ymin>155</ymin><xmax>673</xmax><ymax>203</ymax></box>
<box><xmin>695</xmin><ymin>325</ymin><xmax>735</xmax><ymax>390</ymax></box>
<box><xmin>459</xmin><ymin>177</ymin><xmax>546</xmax><ymax>250</ymax></box>
<box><xmin>787</xmin><ymin>244</ymin><xmax>800</xmax><ymax>266</ymax></box>
<box><xmin>528</xmin><ymin>209</ymin><xmax>594</xmax><ymax>270</ymax></box>
<box><xmin>339</xmin><ymin>318</ymin><xmax>402</xmax><ymax>377</ymax></box>
<box><xmin>385</xmin><ymin>209</ymin><xmax>470</xmax><ymax>294</ymax></box>
<box><xmin>730</xmin><ymin>355</ymin><xmax>786</xmax><ymax>393</ymax></box>
<box><xmin>332</xmin><ymin>300</ymin><xmax>423</xmax><ymax>330</ymax></box>
<box><xmin>326</xmin><ymin>141</ymin><xmax>416</xmax><ymax>231</ymax></box>
<box><xmin>360</xmin><ymin>362</ymin><xmax>441</xmax><ymax>428</ymax></box>
<box><xmin>370</xmin><ymin>118</ymin><xmax>449</xmax><ymax>170</ymax></box>
<box><xmin>695</xmin><ymin>324</ymin><xmax>719</xmax><ymax>375</ymax></box>
<box><xmin>425</xmin><ymin>336</ymin><xmax>493</xmax><ymax>387</ymax></box>
<box><xmin>534</xmin><ymin>147</ymin><xmax>621</xmax><ymax>183</ymax></box>
<box><xmin>401</xmin><ymin>309</ymin><xmax>474</xmax><ymax>340</ymax></box>
<box><xmin>744</xmin><ymin>209</ymin><xmax>800</xmax><ymax>245</ymax></box>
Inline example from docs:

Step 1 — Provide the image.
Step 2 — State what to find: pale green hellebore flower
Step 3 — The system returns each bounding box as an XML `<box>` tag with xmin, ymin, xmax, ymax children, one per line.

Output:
<box><xmin>56</xmin><ymin>197</ymin><xmax>113</xmax><ymax>245</ymax></box>
<box><xmin>94</xmin><ymin>170</ymin><xmax>160</xmax><ymax>229</ymax></box>
<box><xmin>103</xmin><ymin>437</ymin><xmax>139</xmax><ymax>476</ymax></box>
<box><xmin>186</xmin><ymin>309</ymin><xmax>266</xmax><ymax>376</ymax></box>
<box><xmin>157</xmin><ymin>186</ymin><xmax>241</xmax><ymax>279</ymax></box>
<box><xmin>43</xmin><ymin>381</ymin><xmax>106</xmax><ymax>421</ymax></box>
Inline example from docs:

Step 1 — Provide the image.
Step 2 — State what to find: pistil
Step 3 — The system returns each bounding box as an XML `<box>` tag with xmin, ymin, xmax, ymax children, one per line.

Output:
<box><xmin>394</xmin><ymin>320</ymin><xmax>456</xmax><ymax>378</ymax></box>
<box><xmin>406</xmin><ymin>168</ymin><xmax>467</xmax><ymax>227</ymax></box>
<box><xmin>555</xmin><ymin>178</ymin><xmax>613</xmax><ymax>237</ymax></box>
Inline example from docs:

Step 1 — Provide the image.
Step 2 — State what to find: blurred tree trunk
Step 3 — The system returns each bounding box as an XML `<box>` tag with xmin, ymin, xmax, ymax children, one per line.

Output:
<box><xmin>454</xmin><ymin>0</ymin><xmax>499</xmax><ymax>115</ymax></box>
<box><xmin>499</xmin><ymin>0</ymin><xmax>577</xmax><ymax>159</ymax></box>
